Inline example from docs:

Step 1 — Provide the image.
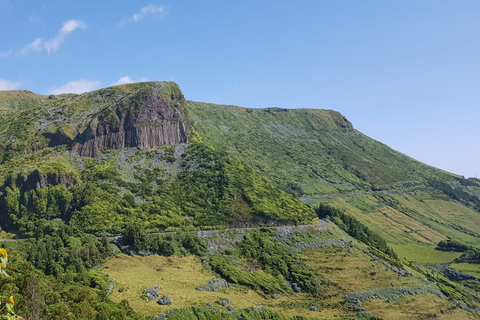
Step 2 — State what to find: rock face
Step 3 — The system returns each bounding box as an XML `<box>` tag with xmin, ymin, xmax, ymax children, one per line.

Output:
<box><xmin>6</xmin><ymin>170</ymin><xmax>78</xmax><ymax>192</ymax></box>
<box><xmin>73</xmin><ymin>86</ymin><xmax>190</xmax><ymax>157</ymax></box>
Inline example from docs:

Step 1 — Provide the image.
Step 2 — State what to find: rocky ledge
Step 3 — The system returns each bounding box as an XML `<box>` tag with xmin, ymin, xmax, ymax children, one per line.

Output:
<box><xmin>73</xmin><ymin>85</ymin><xmax>190</xmax><ymax>157</ymax></box>
<box><xmin>5</xmin><ymin>170</ymin><xmax>78</xmax><ymax>192</ymax></box>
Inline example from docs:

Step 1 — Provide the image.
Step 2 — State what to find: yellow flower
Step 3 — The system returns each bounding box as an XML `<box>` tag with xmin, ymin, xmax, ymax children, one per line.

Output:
<box><xmin>0</xmin><ymin>262</ymin><xmax>3</xmax><ymax>268</ymax></box>
<box><xmin>0</xmin><ymin>248</ymin><xmax>7</xmax><ymax>259</ymax></box>
<box><xmin>9</xmin><ymin>295</ymin><xmax>14</xmax><ymax>305</ymax></box>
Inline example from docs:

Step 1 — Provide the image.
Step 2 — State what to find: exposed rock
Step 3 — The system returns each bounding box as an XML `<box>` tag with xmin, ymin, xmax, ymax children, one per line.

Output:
<box><xmin>74</xmin><ymin>87</ymin><xmax>190</xmax><ymax>157</ymax></box>
<box><xmin>6</xmin><ymin>170</ymin><xmax>78</xmax><ymax>192</ymax></box>
<box><xmin>42</xmin><ymin>129</ymin><xmax>73</xmax><ymax>148</ymax></box>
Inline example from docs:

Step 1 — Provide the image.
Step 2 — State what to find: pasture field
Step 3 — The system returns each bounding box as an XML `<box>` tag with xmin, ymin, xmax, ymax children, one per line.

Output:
<box><xmin>391</xmin><ymin>244</ymin><xmax>462</xmax><ymax>264</ymax></box>
<box><xmin>105</xmin><ymin>254</ymin><xmax>273</xmax><ymax>316</ymax></box>
<box><xmin>301</xmin><ymin>246</ymin><xmax>472</xmax><ymax>319</ymax></box>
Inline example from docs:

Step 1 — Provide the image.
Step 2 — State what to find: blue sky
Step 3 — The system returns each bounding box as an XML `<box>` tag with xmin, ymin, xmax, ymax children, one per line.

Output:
<box><xmin>0</xmin><ymin>1</ymin><xmax>479</xmax><ymax>178</ymax></box>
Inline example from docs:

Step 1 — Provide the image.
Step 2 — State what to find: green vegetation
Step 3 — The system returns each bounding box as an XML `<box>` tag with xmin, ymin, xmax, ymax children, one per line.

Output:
<box><xmin>456</xmin><ymin>247</ymin><xmax>480</xmax><ymax>264</ymax></box>
<box><xmin>1</xmin><ymin>235</ymin><xmax>139</xmax><ymax>320</ymax></box>
<box><xmin>123</xmin><ymin>225</ymin><xmax>207</xmax><ymax>256</ymax></box>
<box><xmin>392</xmin><ymin>244</ymin><xmax>462</xmax><ymax>264</ymax></box>
<box><xmin>187</xmin><ymin>101</ymin><xmax>459</xmax><ymax>194</ymax></box>
<box><xmin>1</xmin><ymin>82</ymin><xmax>480</xmax><ymax>318</ymax></box>
<box><xmin>208</xmin><ymin>228</ymin><xmax>328</xmax><ymax>296</ymax></box>
<box><xmin>0</xmin><ymin>143</ymin><xmax>314</xmax><ymax>236</ymax></box>
<box><xmin>436</xmin><ymin>239</ymin><xmax>470</xmax><ymax>252</ymax></box>
<box><xmin>430</xmin><ymin>180</ymin><xmax>480</xmax><ymax>211</ymax></box>
<box><xmin>154</xmin><ymin>306</ymin><xmax>293</xmax><ymax>320</ymax></box>
<box><xmin>316</xmin><ymin>204</ymin><xmax>395</xmax><ymax>257</ymax></box>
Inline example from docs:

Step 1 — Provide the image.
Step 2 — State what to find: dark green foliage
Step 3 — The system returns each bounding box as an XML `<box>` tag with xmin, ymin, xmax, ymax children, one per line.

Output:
<box><xmin>236</xmin><ymin>229</ymin><xmax>328</xmax><ymax>296</ymax></box>
<box><xmin>208</xmin><ymin>253</ymin><xmax>289</xmax><ymax>294</ymax></box>
<box><xmin>0</xmin><ymin>242</ymin><xmax>139</xmax><ymax>320</ymax></box>
<box><xmin>316</xmin><ymin>204</ymin><xmax>396</xmax><ymax>257</ymax></box>
<box><xmin>436</xmin><ymin>239</ymin><xmax>470</xmax><ymax>252</ymax></box>
<box><xmin>124</xmin><ymin>225</ymin><xmax>207</xmax><ymax>256</ymax></box>
<box><xmin>19</xmin><ymin>224</ymin><xmax>112</xmax><ymax>276</ymax></box>
<box><xmin>430</xmin><ymin>180</ymin><xmax>480</xmax><ymax>211</ymax></box>
<box><xmin>459</xmin><ymin>178</ymin><xmax>480</xmax><ymax>187</ymax></box>
<box><xmin>456</xmin><ymin>248</ymin><xmax>480</xmax><ymax>264</ymax></box>
<box><xmin>208</xmin><ymin>229</ymin><xmax>328</xmax><ymax>296</ymax></box>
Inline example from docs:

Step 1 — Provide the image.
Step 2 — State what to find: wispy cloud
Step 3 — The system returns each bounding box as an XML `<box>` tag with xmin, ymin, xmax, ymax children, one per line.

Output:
<box><xmin>49</xmin><ymin>79</ymin><xmax>100</xmax><ymax>95</ymax></box>
<box><xmin>0</xmin><ymin>79</ymin><xmax>21</xmax><ymax>90</ymax></box>
<box><xmin>113</xmin><ymin>75</ymin><xmax>148</xmax><ymax>85</ymax></box>
<box><xmin>28</xmin><ymin>15</ymin><xmax>42</xmax><ymax>24</ymax></box>
<box><xmin>2</xmin><ymin>19</ymin><xmax>87</xmax><ymax>57</ymax></box>
<box><xmin>118</xmin><ymin>5</ymin><xmax>166</xmax><ymax>26</ymax></box>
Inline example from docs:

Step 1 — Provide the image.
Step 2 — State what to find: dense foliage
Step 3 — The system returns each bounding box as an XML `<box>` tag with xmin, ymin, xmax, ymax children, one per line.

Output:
<box><xmin>456</xmin><ymin>248</ymin><xmax>480</xmax><ymax>264</ymax></box>
<box><xmin>436</xmin><ymin>239</ymin><xmax>470</xmax><ymax>252</ymax></box>
<box><xmin>0</xmin><ymin>242</ymin><xmax>138</xmax><ymax>320</ymax></box>
<box><xmin>316</xmin><ymin>204</ymin><xmax>396</xmax><ymax>257</ymax></box>
<box><xmin>208</xmin><ymin>228</ymin><xmax>328</xmax><ymax>296</ymax></box>
<box><xmin>0</xmin><ymin>143</ymin><xmax>315</xmax><ymax>236</ymax></box>
<box><xmin>123</xmin><ymin>224</ymin><xmax>207</xmax><ymax>256</ymax></box>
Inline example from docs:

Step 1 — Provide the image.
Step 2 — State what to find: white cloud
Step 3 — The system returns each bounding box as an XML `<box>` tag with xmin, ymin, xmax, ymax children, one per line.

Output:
<box><xmin>0</xmin><ymin>79</ymin><xmax>21</xmax><ymax>90</ymax></box>
<box><xmin>49</xmin><ymin>80</ymin><xmax>100</xmax><ymax>95</ymax></box>
<box><xmin>133</xmin><ymin>5</ymin><xmax>165</xmax><ymax>21</ymax></box>
<box><xmin>113</xmin><ymin>75</ymin><xmax>148</xmax><ymax>85</ymax></box>
<box><xmin>9</xmin><ymin>19</ymin><xmax>87</xmax><ymax>56</ymax></box>
<box><xmin>118</xmin><ymin>5</ymin><xmax>166</xmax><ymax>26</ymax></box>
<box><xmin>114</xmin><ymin>75</ymin><xmax>134</xmax><ymax>85</ymax></box>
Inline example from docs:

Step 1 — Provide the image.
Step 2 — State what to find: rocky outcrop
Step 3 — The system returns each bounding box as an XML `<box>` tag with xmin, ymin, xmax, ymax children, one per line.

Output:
<box><xmin>5</xmin><ymin>170</ymin><xmax>78</xmax><ymax>192</ymax></box>
<box><xmin>43</xmin><ymin>129</ymin><xmax>73</xmax><ymax>148</ymax></box>
<box><xmin>73</xmin><ymin>86</ymin><xmax>190</xmax><ymax>157</ymax></box>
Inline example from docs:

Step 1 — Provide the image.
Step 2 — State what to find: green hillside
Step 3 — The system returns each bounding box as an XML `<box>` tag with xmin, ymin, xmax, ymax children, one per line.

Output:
<box><xmin>187</xmin><ymin>101</ymin><xmax>480</xmax><ymax>246</ymax></box>
<box><xmin>1</xmin><ymin>82</ymin><xmax>480</xmax><ymax>319</ymax></box>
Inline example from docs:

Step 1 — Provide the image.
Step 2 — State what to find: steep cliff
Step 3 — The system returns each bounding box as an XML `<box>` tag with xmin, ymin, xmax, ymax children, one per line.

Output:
<box><xmin>5</xmin><ymin>170</ymin><xmax>78</xmax><ymax>192</ymax></box>
<box><xmin>73</xmin><ymin>83</ymin><xmax>190</xmax><ymax>157</ymax></box>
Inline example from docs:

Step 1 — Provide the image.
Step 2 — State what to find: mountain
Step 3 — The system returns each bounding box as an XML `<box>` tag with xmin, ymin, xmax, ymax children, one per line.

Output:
<box><xmin>187</xmin><ymin>101</ymin><xmax>480</xmax><ymax>247</ymax></box>
<box><xmin>1</xmin><ymin>81</ymin><xmax>479</xmax><ymax>319</ymax></box>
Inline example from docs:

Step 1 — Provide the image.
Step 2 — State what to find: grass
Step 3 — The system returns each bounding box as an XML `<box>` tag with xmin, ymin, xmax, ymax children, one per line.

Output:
<box><xmin>362</xmin><ymin>294</ymin><xmax>473</xmax><ymax>320</ymax></box>
<box><xmin>187</xmin><ymin>101</ymin><xmax>459</xmax><ymax>192</ymax></box>
<box><xmin>302</xmin><ymin>247</ymin><xmax>424</xmax><ymax>293</ymax></box>
<box><xmin>104</xmin><ymin>254</ymin><xmax>272</xmax><ymax>317</ymax></box>
<box><xmin>328</xmin><ymin>196</ymin><xmax>447</xmax><ymax>245</ymax></box>
<box><xmin>300</xmin><ymin>246</ymin><xmax>472</xmax><ymax>320</ymax></box>
<box><xmin>0</xmin><ymin>151</ymin><xmax>80</xmax><ymax>184</ymax></box>
<box><xmin>391</xmin><ymin>244</ymin><xmax>462</xmax><ymax>264</ymax></box>
<box><xmin>0</xmin><ymin>90</ymin><xmax>46</xmax><ymax>110</ymax></box>
<box><xmin>103</xmin><ymin>229</ymin><xmax>475</xmax><ymax>320</ymax></box>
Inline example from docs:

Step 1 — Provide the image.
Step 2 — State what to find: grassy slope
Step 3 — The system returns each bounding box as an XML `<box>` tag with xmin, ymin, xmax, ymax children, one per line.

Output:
<box><xmin>187</xmin><ymin>102</ymin><xmax>459</xmax><ymax>191</ymax></box>
<box><xmin>302</xmin><ymin>248</ymin><xmax>471</xmax><ymax>320</ymax></box>
<box><xmin>105</xmin><ymin>254</ymin><xmax>271</xmax><ymax>317</ymax></box>
<box><xmin>104</xmin><ymin>226</ymin><xmax>472</xmax><ymax>320</ymax></box>
<box><xmin>187</xmin><ymin>101</ymin><xmax>480</xmax><ymax>252</ymax></box>
<box><xmin>0</xmin><ymin>90</ymin><xmax>46</xmax><ymax>110</ymax></box>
